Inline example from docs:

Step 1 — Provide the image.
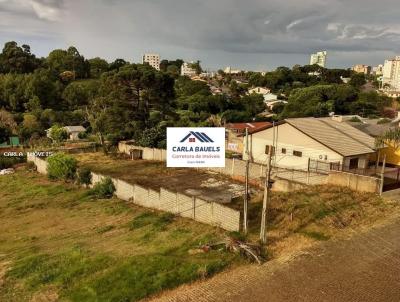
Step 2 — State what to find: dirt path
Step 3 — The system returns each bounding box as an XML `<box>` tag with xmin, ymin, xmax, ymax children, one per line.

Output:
<box><xmin>148</xmin><ymin>218</ymin><xmax>400</xmax><ymax>302</ymax></box>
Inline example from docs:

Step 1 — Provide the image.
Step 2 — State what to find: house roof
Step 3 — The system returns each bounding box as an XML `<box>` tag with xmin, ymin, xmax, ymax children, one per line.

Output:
<box><xmin>347</xmin><ymin>122</ymin><xmax>396</xmax><ymax>138</ymax></box>
<box><xmin>285</xmin><ymin>117</ymin><xmax>377</xmax><ymax>156</ymax></box>
<box><xmin>64</xmin><ymin>126</ymin><xmax>86</xmax><ymax>132</ymax></box>
<box><xmin>226</xmin><ymin>122</ymin><xmax>272</xmax><ymax>134</ymax></box>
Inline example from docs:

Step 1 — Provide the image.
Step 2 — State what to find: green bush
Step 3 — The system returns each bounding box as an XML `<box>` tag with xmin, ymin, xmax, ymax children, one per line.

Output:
<box><xmin>77</xmin><ymin>167</ymin><xmax>92</xmax><ymax>187</ymax></box>
<box><xmin>49</xmin><ymin>125</ymin><xmax>68</xmax><ymax>143</ymax></box>
<box><xmin>47</xmin><ymin>153</ymin><xmax>77</xmax><ymax>181</ymax></box>
<box><xmin>0</xmin><ymin>156</ymin><xmax>26</xmax><ymax>169</ymax></box>
<box><xmin>90</xmin><ymin>177</ymin><xmax>115</xmax><ymax>199</ymax></box>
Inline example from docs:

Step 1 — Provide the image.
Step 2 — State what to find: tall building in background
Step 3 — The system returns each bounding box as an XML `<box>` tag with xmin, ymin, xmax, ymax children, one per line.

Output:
<box><xmin>142</xmin><ymin>53</ymin><xmax>160</xmax><ymax>70</ymax></box>
<box><xmin>352</xmin><ymin>64</ymin><xmax>371</xmax><ymax>75</ymax></box>
<box><xmin>310</xmin><ymin>51</ymin><xmax>327</xmax><ymax>67</ymax></box>
<box><xmin>382</xmin><ymin>56</ymin><xmax>400</xmax><ymax>90</ymax></box>
<box><xmin>181</xmin><ymin>62</ymin><xmax>197</xmax><ymax>77</ymax></box>
<box><xmin>372</xmin><ymin>64</ymin><xmax>384</xmax><ymax>76</ymax></box>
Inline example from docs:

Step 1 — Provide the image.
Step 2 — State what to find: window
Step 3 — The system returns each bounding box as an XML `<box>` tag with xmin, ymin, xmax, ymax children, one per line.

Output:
<box><xmin>349</xmin><ymin>158</ymin><xmax>359</xmax><ymax>169</ymax></box>
<box><xmin>281</xmin><ymin>148</ymin><xmax>286</xmax><ymax>154</ymax></box>
<box><xmin>265</xmin><ymin>145</ymin><xmax>275</xmax><ymax>155</ymax></box>
<box><xmin>293</xmin><ymin>150</ymin><xmax>302</xmax><ymax>157</ymax></box>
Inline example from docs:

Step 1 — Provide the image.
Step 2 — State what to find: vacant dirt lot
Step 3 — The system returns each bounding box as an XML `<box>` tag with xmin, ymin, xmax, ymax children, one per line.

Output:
<box><xmin>73</xmin><ymin>152</ymin><xmax>250</xmax><ymax>203</ymax></box>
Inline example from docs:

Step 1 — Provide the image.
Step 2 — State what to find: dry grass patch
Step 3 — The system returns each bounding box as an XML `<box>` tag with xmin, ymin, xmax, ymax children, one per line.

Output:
<box><xmin>232</xmin><ymin>185</ymin><xmax>400</xmax><ymax>257</ymax></box>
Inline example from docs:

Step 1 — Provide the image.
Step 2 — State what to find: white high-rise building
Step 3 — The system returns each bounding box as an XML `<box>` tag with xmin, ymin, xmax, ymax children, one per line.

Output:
<box><xmin>372</xmin><ymin>64</ymin><xmax>384</xmax><ymax>76</ymax></box>
<box><xmin>181</xmin><ymin>62</ymin><xmax>197</xmax><ymax>77</ymax></box>
<box><xmin>142</xmin><ymin>53</ymin><xmax>160</xmax><ymax>70</ymax></box>
<box><xmin>382</xmin><ymin>56</ymin><xmax>400</xmax><ymax>91</ymax></box>
<box><xmin>310</xmin><ymin>51</ymin><xmax>327</xmax><ymax>67</ymax></box>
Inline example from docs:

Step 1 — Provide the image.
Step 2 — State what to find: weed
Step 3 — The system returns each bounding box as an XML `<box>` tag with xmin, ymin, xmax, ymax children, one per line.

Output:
<box><xmin>95</xmin><ymin>225</ymin><xmax>115</xmax><ymax>234</ymax></box>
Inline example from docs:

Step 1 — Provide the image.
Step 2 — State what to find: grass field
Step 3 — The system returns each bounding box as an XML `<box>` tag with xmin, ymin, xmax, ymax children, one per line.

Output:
<box><xmin>1</xmin><ymin>160</ymin><xmax>399</xmax><ymax>302</ymax></box>
<box><xmin>0</xmin><ymin>169</ymin><xmax>242</xmax><ymax>302</ymax></box>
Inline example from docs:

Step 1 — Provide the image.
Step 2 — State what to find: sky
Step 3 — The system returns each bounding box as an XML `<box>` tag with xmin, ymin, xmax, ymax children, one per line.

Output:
<box><xmin>1</xmin><ymin>0</ymin><xmax>400</xmax><ymax>71</ymax></box>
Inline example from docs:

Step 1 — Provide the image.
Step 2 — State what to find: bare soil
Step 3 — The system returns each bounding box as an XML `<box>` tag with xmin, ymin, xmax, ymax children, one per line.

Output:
<box><xmin>73</xmin><ymin>152</ymin><xmax>250</xmax><ymax>203</ymax></box>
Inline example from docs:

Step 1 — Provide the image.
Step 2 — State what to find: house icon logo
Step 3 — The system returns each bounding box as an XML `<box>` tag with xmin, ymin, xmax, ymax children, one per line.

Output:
<box><xmin>180</xmin><ymin>131</ymin><xmax>214</xmax><ymax>143</ymax></box>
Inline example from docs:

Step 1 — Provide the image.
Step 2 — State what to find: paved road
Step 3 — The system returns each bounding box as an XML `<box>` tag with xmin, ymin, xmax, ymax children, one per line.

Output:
<box><xmin>149</xmin><ymin>219</ymin><xmax>400</xmax><ymax>302</ymax></box>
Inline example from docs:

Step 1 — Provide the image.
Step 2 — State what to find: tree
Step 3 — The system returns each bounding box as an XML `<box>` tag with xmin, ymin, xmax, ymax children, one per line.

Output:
<box><xmin>49</xmin><ymin>125</ymin><xmax>68</xmax><ymax>143</ymax></box>
<box><xmin>47</xmin><ymin>47</ymin><xmax>89</xmax><ymax>79</ymax></box>
<box><xmin>376</xmin><ymin>128</ymin><xmax>400</xmax><ymax>150</ymax></box>
<box><xmin>108</xmin><ymin>59</ymin><xmax>128</xmax><ymax>71</ymax></box>
<box><xmin>62</xmin><ymin>80</ymin><xmax>100</xmax><ymax>109</ymax></box>
<box><xmin>47</xmin><ymin>153</ymin><xmax>77</xmax><ymax>181</ymax></box>
<box><xmin>77</xmin><ymin>167</ymin><xmax>92</xmax><ymax>187</ymax></box>
<box><xmin>0</xmin><ymin>109</ymin><xmax>15</xmax><ymax>144</ymax></box>
<box><xmin>0</xmin><ymin>109</ymin><xmax>17</xmax><ymax>134</ymax></box>
<box><xmin>349</xmin><ymin>73</ymin><xmax>367</xmax><ymax>88</ymax></box>
<box><xmin>0</xmin><ymin>41</ymin><xmax>40</xmax><ymax>73</ymax></box>
<box><xmin>166</xmin><ymin>65</ymin><xmax>180</xmax><ymax>78</ymax></box>
<box><xmin>88</xmin><ymin>57</ymin><xmax>109</xmax><ymax>78</ymax></box>
<box><xmin>188</xmin><ymin>60</ymin><xmax>202</xmax><ymax>75</ymax></box>
<box><xmin>137</xmin><ymin>126</ymin><xmax>166</xmax><ymax>148</ymax></box>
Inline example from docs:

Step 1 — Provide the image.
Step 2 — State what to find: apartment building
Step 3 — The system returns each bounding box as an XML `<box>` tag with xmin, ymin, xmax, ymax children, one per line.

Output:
<box><xmin>372</xmin><ymin>64</ymin><xmax>384</xmax><ymax>76</ymax></box>
<box><xmin>310</xmin><ymin>51</ymin><xmax>327</xmax><ymax>67</ymax></box>
<box><xmin>382</xmin><ymin>56</ymin><xmax>400</xmax><ymax>90</ymax></box>
<box><xmin>142</xmin><ymin>53</ymin><xmax>160</xmax><ymax>70</ymax></box>
<box><xmin>352</xmin><ymin>64</ymin><xmax>371</xmax><ymax>75</ymax></box>
<box><xmin>181</xmin><ymin>62</ymin><xmax>197</xmax><ymax>77</ymax></box>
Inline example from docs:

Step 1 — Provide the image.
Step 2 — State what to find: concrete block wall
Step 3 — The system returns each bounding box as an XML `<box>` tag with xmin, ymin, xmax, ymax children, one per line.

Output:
<box><xmin>327</xmin><ymin>171</ymin><xmax>381</xmax><ymax>194</ymax></box>
<box><xmin>177</xmin><ymin>193</ymin><xmax>194</xmax><ymax>219</ymax></box>
<box><xmin>159</xmin><ymin>188</ymin><xmax>178</xmax><ymax>213</ymax></box>
<box><xmin>27</xmin><ymin>154</ymin><xmax>240</xmax><ymax>232</ymax></box>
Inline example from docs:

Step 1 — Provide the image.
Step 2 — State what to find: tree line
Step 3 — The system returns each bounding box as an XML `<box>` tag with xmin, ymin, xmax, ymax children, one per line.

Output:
<box><xmin>0</xmin><ymin>41</ymin><xmax>395</xmax><ymax>148</ymax></box>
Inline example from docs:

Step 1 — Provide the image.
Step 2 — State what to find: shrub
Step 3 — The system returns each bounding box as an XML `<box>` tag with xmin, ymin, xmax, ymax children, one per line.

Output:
<box><xmin>90</xmin><ymin>177</ymin><xmax>115</xmax><ymax>199</ymax></box>
<box><xmin>349</xmin><ymin>116</ymin><xmax>362</xmax><ymax>123</ymax></box>
<box><xmin>49</xmin><ymin>125</ymin><xmax>68</xmax><ymax>143</ymax></box>
<box><xmin>377</xmin><ymin>118</ymin><xmax>391</xmax><ymax>124</ymax></box>
<box><xmin>77</xmin><ymin>167</ymin><xmax>92</xmax><ymax>187</ymax></box>
<box><xmin>47</xmin><ymin>153</ymin><xmax>77</xmax><ymax>181</ymax></box>
<box><xmin>0</xmin><ymin>156</ymin><xmax>26</xmax><ymax>169</ymax></box>
<box><xmin>78</xmin><ymin>131</ymin><xmax>88</xmax><ymax>139</ymax></box>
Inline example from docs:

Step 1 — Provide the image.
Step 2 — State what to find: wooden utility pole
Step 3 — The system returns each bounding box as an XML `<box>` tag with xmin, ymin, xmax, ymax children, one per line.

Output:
<box><xmin>243</xmin><ymin>128</ymin><xmax>250</xmax><ymax>234</ymax></box>
<box><xmin>379</xmin><ymin>154</ymin><xmax>386</xmax><ymax>195</ymax></box>
<box><xmin>260</xmin><ymin>145</ymin><xmax>273</xmax><ymax>244</ymax></box>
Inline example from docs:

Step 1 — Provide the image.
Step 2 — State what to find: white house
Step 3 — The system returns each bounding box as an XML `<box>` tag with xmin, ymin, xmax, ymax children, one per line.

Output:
<box><xmin>47</xmin><ymin>126</ymin><xmax>86</xmax><ymax>141</ymax></box>
<box><xmin>248</xmin><ymin>87</ymin><xmax>271</xmax><ymax>95</ymax></box>
<box><xmin>181</xmin><ymin>62</ymin><xmax>197</xmax><ymax>77</ymax></box>
<box><xmin>263</xmin><ymin>93</ymin><xmax>278</xmax><ymax>103</ymax></box>
<box><xmin>244</xmin><ymin>117</ymin><xmax>377</xmax><ymax>171</ymax></box>
<box><xmin>64</xmin><ymin>126</ymin><xmax>86</xmax><ymax>140</ymax></box>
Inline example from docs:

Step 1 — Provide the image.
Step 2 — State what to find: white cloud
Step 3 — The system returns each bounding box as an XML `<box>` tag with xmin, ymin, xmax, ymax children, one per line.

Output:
<box><xmin>29</xmin><ymin>0</ymin><xmax>61</xmax><ymax>21</ymax></box>
<box><xmin>286</xmin><ymin>19</ymin><xmax>304</xmax><ymax>30</ymax></box>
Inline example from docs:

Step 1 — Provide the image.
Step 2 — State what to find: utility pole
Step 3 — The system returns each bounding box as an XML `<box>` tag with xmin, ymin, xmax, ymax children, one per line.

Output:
<box><xmin>243</xmin><ymin>128</ymin><xmax>249</xmax><ymax>234</ymax></box>
<box><xmin>260</xmin><ymin>145</ymin><xmax>273</xmax><ymax>244</ymax></box>
<box><xmin>379</xmin><ymin>154</ymin><xmax>386</xmax><ymax>196</ymax></box>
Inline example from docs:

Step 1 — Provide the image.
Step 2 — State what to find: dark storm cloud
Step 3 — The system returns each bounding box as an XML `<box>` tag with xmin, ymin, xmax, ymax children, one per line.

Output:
<box><xmin>1</xmin><ymin>0</ymin><xmax>400</xmax><ymax>68</ymax></box>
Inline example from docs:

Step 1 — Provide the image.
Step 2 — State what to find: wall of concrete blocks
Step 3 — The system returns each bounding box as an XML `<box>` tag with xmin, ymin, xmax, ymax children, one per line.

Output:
<box><xmin>118</xmin><ymin>142</ymin><xmax>167</xmax><ymax>161</ymax></box>
<box><xmin>326</xmin><ymin>171</ymin><xmax>381</xmax><ymax>194</ymax></box>
<box><xmin>28</xmin><ymin>154</ymin><xmax>240</xmax><ymax>232</ymax></box>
